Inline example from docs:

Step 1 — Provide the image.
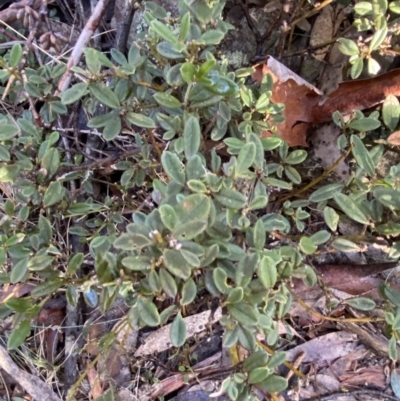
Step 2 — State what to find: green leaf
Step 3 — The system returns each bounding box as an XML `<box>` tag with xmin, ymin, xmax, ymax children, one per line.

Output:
<box><xmin>337</xmin><ymin>38</ymin><xmax>359</xmax><ymax>56</ymax></box>
<box><xmin>351</xmin><ymin>134</ymin><xmax>375</xmax><ymax>176</ymax></box>
<box><xmin>122</xmin><ymin>255</ymin><xmax>152</xmax><ymax>271</ymax></box>
<box><xmin>384</xmin><ymin>286</ymin><xmax>400</xmax><ymax>307</ymax></box>
<box><xmin>159</xmin><ymin>204</ymin><xmax>177</xmax><ymax>230</ymax></box>
<box><xmin>310</xmin><ymin>183</ymin><xmax>344</xmax><ymax>202</ymax></box>
<box><xmin>181</xmin><ymin>62</ymin><xmax>195</xmax><ymax>83</ymax></box>
<box><xmin>114</xmin><ymin>233</ymin><xmax>152</xmax><ymax>250</ymax></box>
<box><xmin>257</xmin><ymin>375</ymin><xmax>288</xmax><ymax>393</ymax></box>
<box><xmin>163</xmin><ymin>249</ymin><xmax>191</xmax><ymax>279</ymax></box>
<box><xmin>27</xmin><ymin>254</ymin><xmax>54</xmax><ymax>271</ymax></box>
<box><xmin>187</xmin><ymin>179</ymin><xmax>207</xmax><ymax>193</ymax></box>
<box><xmin>153</xmin><ymin>92</ymin><xmax>182</xmax><ymax>108</ymax></box>
<box><xmin>382</xmin><ymin>94</ymin><xmax>400</xmax><ymax>130</ymax></box>
<box><xmin>161</xmin><ymin>151</ymin><xmax>185</xmax><ymax>185</ymax></box>
<box><xmin>344</xmin><ymin>297</ymin><xmax>376</xmax><ymax>311</ymax></box>
<box><xmin>84</xmin><ymin>48</ymin><xmax>101</xmax><ymax>74</ymax></box>
<box><xmin>156</xmin><ymin>41</ymin><xmax>184</xmax><ymax>59</ymax></box>
<box><xmin>284</xmin><ymin>166</ymin><xmax>301</xmax><ymax>184</ymax></box>
<box><xmin>299</xmin><ymin>237</ymin><xmax>317</xmax><ymax>255</ymax></box>
<box><xmin>333</xmin><ymin>192</ymin><xmax>369</xmax><ymax>225</ymax></box>
<box><xmin>351</xmin><ymin>57</ymin><xmax>363</xmax><ymax>79</ymax></box>
<box><xmin>183</xmin><ymin>116</ymin><xmax>201</xmax><ymax>158</ymax></box>
<box><xmin>176</xmin><ymin>193</ymin><xmax>211</xmax><ymax>223</ymax></box>
<box><xmin>148</xmin><ymin>270</ymin><xmax>161</xmax><ymax>293</ymax></box>
<box><xmin>196</xmin><ymin>30</ymin><xmax>225</xmax><ymax>45</ymax></box>
<box><xmin>151</xmin><ymin>20</ymin><xmax>178</xmax><ymax>44</ymax></box>
<box><xmin>390</xmin><ymin>1</ymin><xmax>400</xmax><ymax>14</ymax></box>
<box><xmin>389</xmin><ymin>335</ymin><xmax>398</xmax><ymax>361</ymax></box>
<box><xmin>253</xmin><ymin>219</ymin><xmax>266</xmax><ymax>250</ymax></box>
<box><xmin>235</xmin><ymin>253</ymin><xmax>259</xmax><ymax>288</ymax></box>
<box><xmin>126</xmin><ymin>112</ymin><xmax>156</xmax><ymax>128</ymax></box>
<box><xmin>310</xmin><ymin>230</ymin><xmax>331</xmax><ymax>245</ymax></box>
<box><xmin>41</xmin><ymin>148</ymin><xmax>60</xmax><ymax>178</ymax></box>
<box><xmin>6</xmin><ymin>298</ymin><xmax>31</xmax><ymax>313</ymax></box>
<box><xmin>43</xmin><ymin>181</ymin><xmax>65</xmax><ymax>207</ymax></box>
<box><xmin>229</xmin><ymin>303</ymin><xmax>258</xmax><ymax>326</ymax></box>
<box><xmin>348</xmin><ymin>117</ymin><xmax>381</xmax><ymax>132</ymax></box>
<box><xmin>186</xmin><ymin>154</ymin><xmax>206</xmax><ymax>180</ymax></box>
<box><xmin>89</xmin><ymin>82</ymin><xmax>120</xmax><ymax>109</ymax></box>
<box><xmin>60</xmin><ymin>82</ymin><xmax>88</xmax><ymax>105</ymax></box>
<box><xmin>138</xmin><ymin>300</ymin><xmax>160</xmax><ymax>327</ymax></box>
<box><xmin>68</xmin><ymin>253</ymin><xmax>84</xmax><ymax>275</ymax></box>
<box><xmin>249</xmin><ymin>196</ymin><xmax>268</xmax><ymax>210</ymax></box>
<box><xmin>248</xmin><ymin>367</ymin><xmax>271</xmax><ymax>384</ymax></box>
<box><xmin>331</xmin><ymin>238</ymin><xmax>360</xmax><ymax>252</ymax></box>
<box><xmin>303</xmin><ymin>264</ymin><xmax>317</xmax><ymax>287</ymax></box>
<box><xmin>262</xmin><ymin>137</ymin><xmax>283</xmax><ymax>150</ymax></box>
<box><xmin>368</xmin><ymin>57</ymin><xmax>381</xmax><ymax>75</ymax></box>
<box><xmin>369</xmin><ymin>27</ymin><xmax>387</xmax><ymax>51</ymax></box>
<box><xmin>0</xmin><ymin>124</ymin><xmax>19</xmax><ymax>140</ymax></box>
<box><xmin>285</xmin><ymin>150</ymin><xmax>307</xmax><ymax>165</ymax></box>
<box><xmin>10</xmin><ymin>258</ymin><xmax>28</xmax><ymax>283</ymax></box>
<box><xmin>236</xmin><ymin>143</ymin><xmax>256</xmax><ymax>174</ymax></box>
<box><xmin>7</xmin><ymin>320</ymin><xmax>31</xmax><ymax>350</ymax></box>
<box><xmin>213</xmin><ymin>267</ymin><xmax>230</xmax><ymax>294</ymax></box>
<box><xmin>214</xmin><ymin>189</ymin><xmax>246</xmax><ymax>209</ymax></box>
<box><xmin>243</xmin><ymin>350</ymin><xmax>269</xmax><ymax>372</ymax></box>
<box><xmin>391</xmin><ymin>368</ymin><xmax>400</xmax><ymax>396</ymax></box>
<box><xmin>160</xmin><ymin>269</ymin><xmax>178</xmax><ymax>298</ymax></box>
<box><xmin>172</xmin><ymin>220</ymin><xmax>207</xmax><ymax>240</ymax></box>
<box><xmin>0</xmin><ymin>145</ymin><xmax>10</xmax><ymax>161</ymax></box>
<box><xmin>145</xmin><ymin>1</ymin><xmax>167</xmax><ymax>18</ymax></box>
<box><xmin>66</xmin><ymin>285</ymin><xmax>78</xmax><ymax>307</ymax></box>
<box><xmin>166</xmin><ymin>64</ymin><xmax>184</xmax><ymax>87</ymax></box>
<box><xmin>227</xmin><ymin>287</ymin><xmax>244</xmax><ymax>304</ymax></box>
<box><xmin>355</xmin><ymin>1</ymin><xmax>373</xmax><ymax>15</ymax></box>
<box><xmin>103</xmin><ymin>116</ymin><xmax>121</xmax><ymax>141</ymax></box>
<box><xmin>324</xmin><ymin>206</ymin><xmax>339</xmax><ymax>231</ymax></box>
<box><xmin>180</xmin><ymin>278</ymin><xmax>197</xmax><ymax>305</ymax></box>
<box><xmin>31</xmin><ymin>278</ymin><xmax>64</xmax><ymax>298</ymax></box>
<box><xmin>38</xmin><ymin>215</ymin><xmax>53</xmax><ymax>243</ymax></box>
<box><xmin>180</xmin><ymin>12</ymin><xmax>191</xmax><ymax>41</ymax></box>
<box><xmin>267</xmin><ymin>351</ymin><xmax>287</xmax><ymax>369</ymax></box>
<box><xmin>258</xmin><ymin>255</ymin><xmax>277</xmax><ymax>288</ymax></box>
<box><xmin>9</xmin><ymin>43</ymin><xmax>23</xmax><ymax>68</ymax></box>
<box><xmin>170</xmin><ymin>312</ymin><xmax>187</xmax><ymax>347</ymax></box>
<box><xmin>263</xmin><ymin>177</ymin><xmax>292</xmax><ymax>190</ymax></box>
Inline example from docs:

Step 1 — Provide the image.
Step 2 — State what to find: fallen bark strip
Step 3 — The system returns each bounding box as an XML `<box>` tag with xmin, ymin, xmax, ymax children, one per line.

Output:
<box><xmin>0</xmin><ymin>343</ymin><xmax>62</xmax><ymax>401</ymax></box>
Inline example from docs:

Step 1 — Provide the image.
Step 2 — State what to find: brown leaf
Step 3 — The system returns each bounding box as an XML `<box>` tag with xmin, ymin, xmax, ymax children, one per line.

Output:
<box><xmin>252</xmin><ymin>57</ymin><xmax>400</xmax><ymax>146</ymax></box>
<box><xmin>0</xmin><ymin>283</ymin><xmax>35</xmax><ymax>303</ymax></box>
<box><xmin>285</xmin><ymin>331</ymin><xmax>358</xmax><ymax>365</ymax></box>
<box><xmin>340</xmin><ymin>366</ymin><xmax>386</xmax><ymax>389</ymax></box>
<box><xmin>293</xmin><ymin>262</ymin><xmax>397</xmax><ymax>297</ymax></box>
<box><xmin>252</xmin><ymin>56</ymin><xmax>322</xmax><ymax>146</ymax></box>
<box><xmin>312</xmin><ymin>68</ymin><xmax>400</xmax><ymax>123</ymax></box>
<box><xmin>88</xmin><ymin>367</ymin><xmax>103</xmax><ymax>400</ymax></box>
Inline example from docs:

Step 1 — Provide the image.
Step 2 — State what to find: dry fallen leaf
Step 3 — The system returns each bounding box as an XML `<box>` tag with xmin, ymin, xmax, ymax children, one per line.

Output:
<box><xmin>285</xmin><ymin>331</ymin><xmax>358</xmax><ymax>365</ymax></box>
<box><xmin>312</xmin><ymin>123</ymin><xmax>350</xmax><ymax>181</ymax></box>
<box><xmin>340</xmin><ymin>366</ymin><xmax>386</xmax><ymax>389</ymax></box>
<box><xmin>388</xmin><ymin>131</ymin><xmax>400</xmax><ymax>146</ymax></box>
<box><xmin>252</xmin><ymin>56</ymin><xmax>322</xmax><ymax>146</ymax></box>
<box><xmin>135</xmin><ymin>308</ymin><xmax>222</xmax><ymax>357</ymax></box>
<box><xmin>310</xmin><ymin>5</ymin><xmax>334</xmax><ymax>61</ymax></box>
<box><xmin>252</xmin><ymin>57</ymin><xmax>400</xmax><ymax>146</ymax></box>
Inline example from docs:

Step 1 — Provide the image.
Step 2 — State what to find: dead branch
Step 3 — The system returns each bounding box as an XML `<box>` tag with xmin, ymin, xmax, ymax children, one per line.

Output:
<box><xmin>0</xmin><ymin>343</ymin><xmax>62</xmax><ymax>401</ymax></box>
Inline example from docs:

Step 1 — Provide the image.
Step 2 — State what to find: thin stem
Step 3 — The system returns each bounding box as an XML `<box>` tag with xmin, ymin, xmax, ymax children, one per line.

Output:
<box><xmin>184</xmin><ymin>82</ymin><xmax>194</xmax><ymax>107</ymax></box>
